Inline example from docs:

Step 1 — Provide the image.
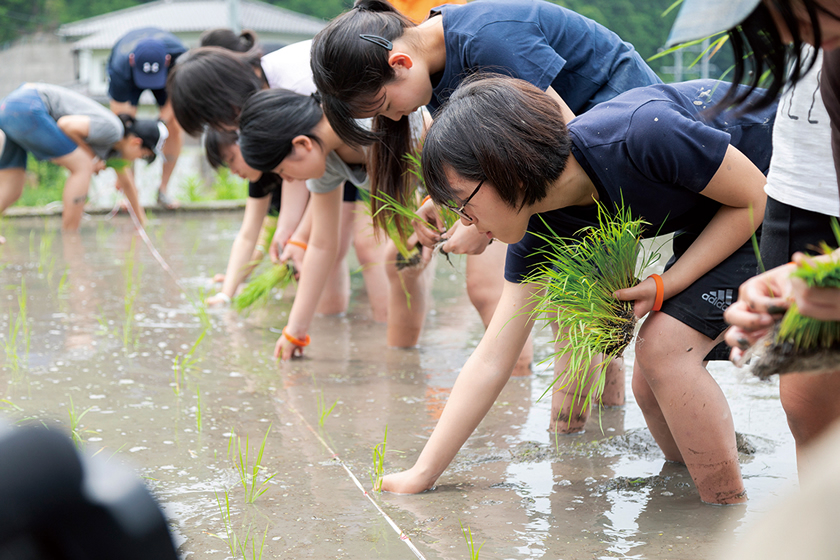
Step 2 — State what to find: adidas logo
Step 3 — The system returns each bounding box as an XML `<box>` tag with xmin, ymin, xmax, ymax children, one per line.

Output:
<box><xmin>702</xmin><ymin>289</ymin><xmax>733</xmax><ymax>310</ymax></box>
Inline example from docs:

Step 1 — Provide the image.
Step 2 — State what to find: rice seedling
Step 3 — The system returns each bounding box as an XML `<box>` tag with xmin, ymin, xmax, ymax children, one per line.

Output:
<box><xmin>316</xmin><ymin>390</ymin><xmax>338</xmax><ymax>428</ymax></box>
<box><xmin>752</xmin><ymin>221</ymin><xmax>840</xmax><ymax>378</ymax></box>
<box><xmin>209</xmin><ymin>490</ymin><xmax>268</xmax><ymax>560</ymax></box>
<box><xmin>526</xmin><ymin>202</ymin><xmax>660</xmax><ymax>416</ymax></box>
<box><xmin>4</xmin><ymin>280</ymin><xmax>29</xmax><ymax>372</ymax></box>
<box><xmin>67</xmin><ymin>395</ymin><xmax>95</xmax><ymax>450</ymax></box>
<box><xmin>105</xmin><ymin>158</ymin><xmax>130</xmax><ymax>172</ymax></box>
<box><xmin>370</xmin><ymin>425</ymin><xmax>388</xmax><ymax>492</ymax></box>
<box><xmin>57</xmin><ymin>266</ymin><xmax>69</xmax><ymax>296</ymax></box>
<box><xmin>18</xmin><ymin>278</ymin><xmax>29</xmax><ymax>358</ymax></box>
<box><xmin>232</xmin><ymin>264</ymin><xmax>295</xmax><ymax>314</ymax></box>
<box><xmin>228</xmin><ymin>426</ymin><xmax>276</xmax><ymax>503</ymax></box>
<box><xmin>171</xmin><ymin>328</ymin><xmax>208</xmax><ymax>395</ymax></box>
<box><xmin>38</xmin><ymin>224</ymin><xmax>56</xmax><ymax>277</ymax></box>
<box><xmin>460</xmin><ymin>520</ymin><xmax>484</xmax><ymax>560</ymax></box>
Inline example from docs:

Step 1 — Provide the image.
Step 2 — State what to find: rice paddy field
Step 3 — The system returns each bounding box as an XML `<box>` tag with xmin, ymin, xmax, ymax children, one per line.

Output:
<box><xmin>0</xmin><ymin>212</ymin><xmax>799</xmax><ymax>559</ymax></box>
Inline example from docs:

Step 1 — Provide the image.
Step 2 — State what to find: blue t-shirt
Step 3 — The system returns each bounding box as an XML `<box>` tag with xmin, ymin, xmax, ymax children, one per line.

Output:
<box><xmin>428</xmin><ymin>0</ymin><xmax>661</xmax><ymax>115</ymax></box>
<box><xmin>107</xmin><ymin>27</ymin><xmax>187</xmax><ymax>83</ymax></box>
<box><xmin>505</xmin><ymin>79</ymin><xmax>776</xmax><ymax>283</ymax></box>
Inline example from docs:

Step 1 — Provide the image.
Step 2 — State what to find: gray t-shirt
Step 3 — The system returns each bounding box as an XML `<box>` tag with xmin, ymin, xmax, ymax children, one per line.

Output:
<box><xmin>32</xmin><ymin>83</ymin><xmax>124</xmax><ymax>159</ymax></box>
<box><xmin>305</xmin><ymin>111</ymin><xmax>428</xmax><ymax>194</ymax></box>
<box><xmin>306</xmin><ymin>150</ymin><xmax>369</xmax><ymax>194</ymax></box>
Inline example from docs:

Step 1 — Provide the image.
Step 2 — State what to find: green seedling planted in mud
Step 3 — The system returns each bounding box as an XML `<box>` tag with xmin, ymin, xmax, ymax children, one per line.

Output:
<box><xmin>460</xmin><ymin>520</ymin><xmax>484</xmax><ymax>560</ymax></box>
<box><xmin>228</xmin><ymin>426</ymin><xmax>276</xmax><ymax>503</ymax></box>
<box><xmin>4</xmin><ymin>279</ymin><xmax>30</xmax><ymax>373</ymax></box>
<box><xmin>172</xmin><ymin>328</ymin><xmax>208</xmax><ymax>395</ymax></box>
<box><xmin>68</xmin><ymin>395</ymin><xmax>95</xmax><ymax>449</ymax></box>
<box><xmin>370</xmin><ymin>425</ymin><xmax>388</xmax><ymax>492</ymax></box>
<box><xmin>316</xmin><ymin>390</ymin><xmax>338</xmax><ymax>428</ymax></box>
<box><xmin>526</xmin><ymin>202</ymin><xmax>660</xmax><ymax>416</ymax></box>
<box><xmin>210</xmin><ymin>489</ymin><xmax>268</xmax><ymax>560</ymax></box>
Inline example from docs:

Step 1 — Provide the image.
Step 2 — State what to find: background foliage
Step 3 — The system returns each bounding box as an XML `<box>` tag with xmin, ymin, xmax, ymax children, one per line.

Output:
<box><xmin>2</xmin><ymin>0</ymin><xmax>678</xmax><ymax>62</ymax></box>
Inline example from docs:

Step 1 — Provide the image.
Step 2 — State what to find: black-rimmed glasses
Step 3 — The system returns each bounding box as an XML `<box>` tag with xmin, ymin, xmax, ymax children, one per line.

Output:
<box><xmin>443</xmin><ymin>179</ymin><xmax>484</xmax><ymax>222</ymax></box>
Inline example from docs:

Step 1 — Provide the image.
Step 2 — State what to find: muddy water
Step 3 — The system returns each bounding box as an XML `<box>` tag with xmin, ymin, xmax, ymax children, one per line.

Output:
<box><xmin>0</xmin><ymin>213</ymin><xmax>796</xmax><ymax>559</ymax></box>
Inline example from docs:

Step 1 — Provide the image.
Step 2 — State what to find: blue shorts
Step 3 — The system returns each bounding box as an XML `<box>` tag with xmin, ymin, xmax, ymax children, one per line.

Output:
<box><xmin>0</xmin><ymin>86</ymin><xmax>79</xmax><ymax>170</ymax></box>
<box><xmin>108</xmin><ymin>72</ymin><xmax>168</xmax><ymax>107</ymax></box>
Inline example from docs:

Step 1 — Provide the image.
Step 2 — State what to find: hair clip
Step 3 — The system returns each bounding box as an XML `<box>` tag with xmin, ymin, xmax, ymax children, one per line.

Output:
<box><xmin>359</xmin><ymin>34</ymin><xmax>393</xmax><ymax>50</ymax></box>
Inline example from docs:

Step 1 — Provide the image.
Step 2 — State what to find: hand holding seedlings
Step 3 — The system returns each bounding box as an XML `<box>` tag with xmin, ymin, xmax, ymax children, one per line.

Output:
<box><xmin>412</xmin><ymin>196</ymin><xmax>447</xmax><ymax>247</ymax></box>
<box><xmin>613</xmin><ymin>275</ymin><xmax>660</xmax><ymax>319</ymax></box>
<box><xmin>439</xmin><ymin>222</ymin><xmax>493</xmax><ymax>256</ymax></box>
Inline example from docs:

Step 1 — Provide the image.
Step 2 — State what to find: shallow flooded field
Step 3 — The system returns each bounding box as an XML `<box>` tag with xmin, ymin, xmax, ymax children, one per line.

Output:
<box><xmin>0</xmin><ymin>212</ymin><xmax>798</xmax><ymax>559</ymax></box>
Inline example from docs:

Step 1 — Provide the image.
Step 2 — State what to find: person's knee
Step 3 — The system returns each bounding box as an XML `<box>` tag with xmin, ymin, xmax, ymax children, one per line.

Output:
<box><xmin>466</xmin><ymin>275</ymin><xmax>498</xmax><ymax>314</ymax></box>
<box><xmin>780</xmin><ymin>380</ymin><xmax>838</xmax><ymax>444</ymax></box>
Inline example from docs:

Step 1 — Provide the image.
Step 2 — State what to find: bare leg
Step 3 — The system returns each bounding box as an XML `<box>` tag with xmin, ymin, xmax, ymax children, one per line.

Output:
<box><xmin>466</xmin><ymin>242</ymin><xmax>533</xmax><ymax>375</ymax></box>
<box><xmin>52</xmin><ymin>148</ymin><xmax>94</xmax><ymax>232</ymax></box>
<box><xmin>779</xmin><ymin>370</ymin><xmax>840</xmax><ymax>477</ymax></box>
<box><xmin>633</xmin><ymin>312</ymin><xmax>745</xmax><ymax>504</ymax></box>
<box><xmin>157</xmin><ymin>100</ymin><xmax>182</xmax><ymax>202</ymax></box>
<box><xmin>352</xmin><ymin>201</ymin><xmax>389</xmax><ymax>322</ymax></box>
<box><xmin>0</xmin><ymin>167</ymin><xmax>25</xmax><ymax>243</ymax></box>
<box><xmin>314</xmin><ymin>201</ymin><xmax>354</xmax><ymax>315</ymax></box>
<box><xmin>386</xmin><ymin>240</ymin><xmax>434</xmax><ymax>347</ymax></box>
<box><xmin>550</xmin><ymin>349</ymin><xmax>624</xmax><ymax>434</ymax></box>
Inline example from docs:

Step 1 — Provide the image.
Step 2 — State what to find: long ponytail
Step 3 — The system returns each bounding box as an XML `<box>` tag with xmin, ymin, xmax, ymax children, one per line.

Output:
<box><xmin>311</xmin><ymin>0</ymin><xmax>418</xmax><ymax>232</ymax></box>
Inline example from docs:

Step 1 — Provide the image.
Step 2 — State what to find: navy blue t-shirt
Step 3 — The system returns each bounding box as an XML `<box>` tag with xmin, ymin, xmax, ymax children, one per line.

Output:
<box><xmin>505</xmin><ymin>80</ymin><xmax>776</xmax><ymax>283</ymax></box>
<box><xmin>107</xmin><ymin>28</ymin><xmax>187</xmax><ymax>83</ymax></box>
<box><xmin>248</xmin><ymin>173</ymin><xmax>283</xmax><ymax>213</ymax></box>
<box><xmin>428</xmin><ymin>0</ymin><xmax>661</xmax><ymax>115</ymax></box>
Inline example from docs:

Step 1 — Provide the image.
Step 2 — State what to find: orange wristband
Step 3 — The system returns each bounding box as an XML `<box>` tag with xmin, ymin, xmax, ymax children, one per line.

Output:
<box><xmin>649</xmin><ymin>274</ymin><xmax>664</xmax><ymax>312</ymax></box>
<box><xmin>421</xmin><ymin>195</ymin><xmax>432</xmax><ymax>206</ymax></box>
<box><xmin>287</xmin><ymin>239</ymin><xmax>307</xmax><ymax>251</ymax></box>
<box><xmin>282</xmin><ymin>326</ymin><xmax>311</xmax><ymax>347</ymax></box>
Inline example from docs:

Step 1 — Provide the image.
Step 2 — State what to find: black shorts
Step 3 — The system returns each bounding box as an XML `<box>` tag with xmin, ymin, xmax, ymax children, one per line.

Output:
<box><xmin>108</xmin><ymin>72</ymin><xmax>167</xmax><ymax>107</ymax></box>
<box><xmin>659</xmin><ymin>229</ymin><xmax>759</xmax><ymax>361</ymax></box>
<box><xmin>760</xmin><ymin>195</ymin><xmax>838</xmax><ymax>269</ymax></box>
<box><xmin>342</xmin><ymin>180</ymin><xmax>358</xmax><ymax>203</ymax></box>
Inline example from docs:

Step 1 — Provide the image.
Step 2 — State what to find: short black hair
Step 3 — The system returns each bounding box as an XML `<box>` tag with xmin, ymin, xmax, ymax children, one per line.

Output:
<box><xmin>238</xmin><ymin>89</ymin><xmax>323</xmax><ymax>173</ymax></box>
<box><xmin>166</xmin><ymin>46</ymin><xmax>264</xmax><ymax>136</ymax></box>
<box><xmin>118</xmin><ymin>114</ymin><xmax>166</xmax><ymax>163</ymax></box>
<box><xmin>422</xmin><ymin>74</ymin><xmax>572</xmax><ymax>209</ymax></box>
<box><xmin>203</xmin><ymin>128</ymin><xmax>239</xmax><ymax>170</ymax></box>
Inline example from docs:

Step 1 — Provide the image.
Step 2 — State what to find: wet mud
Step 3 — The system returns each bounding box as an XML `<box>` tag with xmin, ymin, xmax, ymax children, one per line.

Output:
<box><xmin>0</xmin><ymin>214</ymin><xmax>801</xmax><ymax>559</ymax></box>
<box><xmin>751</xmin><ymin>327</ymin><xmax>840</xmax><ymax>379</ymax></box>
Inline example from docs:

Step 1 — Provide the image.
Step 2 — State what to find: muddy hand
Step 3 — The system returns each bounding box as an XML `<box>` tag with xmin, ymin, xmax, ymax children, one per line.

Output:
<box><xmin>613</xmin><ymin>277</ymin><xmax>657</xmax><ymax>319</ymax></box>
<box><xmin>381</xmin><ymin>467</ymin><xmax>435</xmax><ymax>494</ymax></box>
<box><xmin>440</xmin><ymin>222</ymin><xmax>492</xmax><ymax>255</ymax></box>
<box><xmin>274</xmin><ymin>335</ymin><xmax>303</xmax><ymax>361</ymax></box>
<box><xmin>413</xmin><ymin>198</ymin><xmax>444</xmax><ymax>248</ymax></box>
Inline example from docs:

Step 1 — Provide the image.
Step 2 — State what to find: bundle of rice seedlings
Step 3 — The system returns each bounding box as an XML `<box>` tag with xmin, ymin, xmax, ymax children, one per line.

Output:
<box><xmin>105</xmin><ymin>158</ymin><xmax>130</xmax><ymax>172</ymax></box>
<box><xmin>526</xmin><ymin>202</ymin><xmax>660</xmax><ymax>413</ymax></box>
<box><xmin>232</xmin><ymin>263</ymin><xmax>295</xmax><ymax>314</ymax></box>
<box><xmin>751</xmin><ymin>228</ymin><xmax>840</xmax><ymax>378</ymax></box>
<box><xmin>232</xmin><ymin>216</ymin><xmax>295</xmax><ymax>314</ymax></box>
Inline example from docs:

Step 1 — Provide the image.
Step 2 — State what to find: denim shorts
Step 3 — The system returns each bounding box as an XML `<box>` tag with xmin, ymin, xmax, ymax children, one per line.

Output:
<box><xmin>0</xmin><ymin>86</ymin><xmax>78</xmax><ymax>169</ymax></box>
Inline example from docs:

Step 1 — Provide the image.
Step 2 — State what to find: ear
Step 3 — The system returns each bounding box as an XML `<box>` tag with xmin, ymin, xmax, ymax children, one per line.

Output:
<box><xmin>388</xmin><ymin>53</ymin><xmax>413</xmax><ymax>70</ymax></box>
<box><xmin>290</xmin><ymin>135</ymin><xmax>314</xmax><ymax>154</ymax></box>
<box><xmin>129</xmin><ymin>53</ymin><xmax>135</xmax><ymax>67</ymax></box>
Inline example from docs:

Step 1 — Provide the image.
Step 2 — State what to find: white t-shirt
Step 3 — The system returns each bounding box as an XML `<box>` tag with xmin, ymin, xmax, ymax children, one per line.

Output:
<box><xmin>260</xmin><ymin>40</ymin><xmax>316</xmax><ymax>95</ymax></box>
<box><xmin>765</xmin><ymin>48</ymin><xmax>840</xmax><ymax>217</ymax></box>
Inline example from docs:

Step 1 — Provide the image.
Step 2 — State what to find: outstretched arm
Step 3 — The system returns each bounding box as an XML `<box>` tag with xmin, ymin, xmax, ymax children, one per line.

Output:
<box><xmin>209</xmin><ymin>194</ymin><xmax>272</xmax><ymax>304</ymax></box>
<box><xmin>382</xmin><ymin>278</ymin><xmax>539</xmax><ymax>493</ymax></box>
<box><xmin>276</xmin><ymin>188</ymin><xmax>343</xmax><ymax>360</ymax></box>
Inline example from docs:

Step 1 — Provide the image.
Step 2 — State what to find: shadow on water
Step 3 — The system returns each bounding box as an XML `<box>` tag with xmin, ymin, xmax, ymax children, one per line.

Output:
<box><xmin>0</xmin><ymin>213</ymin><xmax>798</xmax><ymax>559</ymax></box>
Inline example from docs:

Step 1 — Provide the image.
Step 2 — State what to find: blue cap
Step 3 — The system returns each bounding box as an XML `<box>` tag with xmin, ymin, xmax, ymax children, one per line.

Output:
<box><xmin>131</xmin><ymin>38</ymin><xmax>168</xmax><ymax>90</ymax></box>
<box><xmin>666</xmin><ymin>0</ymin><xmax>762</xmax><ymax>47</ymax></box>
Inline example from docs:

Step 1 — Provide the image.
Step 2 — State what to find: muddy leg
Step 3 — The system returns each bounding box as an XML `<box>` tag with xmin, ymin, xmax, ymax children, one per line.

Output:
<box><xmin>780</xmin><ymin>369</ymin><xmax>840</xmax><ymax>476</ymax></box>
<box><xmin>466</xmin><ymin>243</ymin><xmax>533</xmax><ymax>376</ymax></box>
<box><xmin>314</xmin><ymin>201</ymin><xmax>354</xmax><ymax>314</ymax></box>
<box><xmin>634</xmin><ymin>312</ymin><xmax>745</xmax><ymax>504</ymax></box>
<box><xmin>385</xmin><ymin>240</ymin><xmax>434</xmax><ymax>347</ymax></box>
<box><xmin>351</xmin><ymin>201</ymin><xmax>389</xmax><ymax>322</ymax></box>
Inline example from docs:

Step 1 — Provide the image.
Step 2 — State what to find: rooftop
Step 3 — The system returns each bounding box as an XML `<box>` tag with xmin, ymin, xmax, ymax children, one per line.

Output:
<box><xmin>57</xmin><ymin>0</ymin><xmax>326</xmax><ymax>49</ymax></box>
